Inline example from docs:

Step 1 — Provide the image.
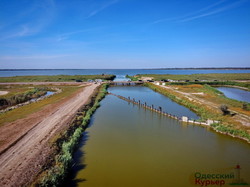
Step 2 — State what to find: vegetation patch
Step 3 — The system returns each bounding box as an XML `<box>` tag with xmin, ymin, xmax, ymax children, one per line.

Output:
<box><xmin>144</xmin><ymin>82</ymin><xmax>219</xmax><ymax>120</ymax></box>
<box><xmin>34</xmin><ymin>84</ymin><xmax>108</xmax><ymax>187</ymax></box>
<box><xmin>137</xmin><ymin>73</ymin><xmax>250</xmax><ymax>82</ymax></box>
<box><xmin>126</xmin><ymin>75</ymin><xmax>139</xmax><ymax>81</ymax></box>
<box><xmin>169</xmin><ymin>81</ymin><xmax>250</xmax><ymax>90</ymax></box>
<box><xmin>144</xmin><ymin>83</ymin><xmax>250</xmax><ymax>143</ymax></box>
<box><xmin>211</xmin><ymin>123</ymin><xmax>250</xmax><ymax>142</ymax></box>
<box><xmin>0</xmin><ymin>87</ymin><xmax>50</xmax><ymax>110</ymax></box>
<box><xmin>0</xmin><ymin>74</ymin><xmax>116</xmax><ymax>82</ymax></box>
<box><xmin>0</xmin><ymin>85</ymin><xmax>81</xmax><ymax>126</ymax></box>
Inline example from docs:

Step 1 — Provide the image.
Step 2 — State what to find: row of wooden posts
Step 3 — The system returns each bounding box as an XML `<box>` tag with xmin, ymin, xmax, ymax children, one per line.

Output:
<box><xmin>108</xmin><ymin>92</ymin><xmax>217</xmax><ymax>126</ymax></box>
<box><xmin>109</xmin><ymin>92</ymin><xmax>180</xmax><ymax>120</ymax></box>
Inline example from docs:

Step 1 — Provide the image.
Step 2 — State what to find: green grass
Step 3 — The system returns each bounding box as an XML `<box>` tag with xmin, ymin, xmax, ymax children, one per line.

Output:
<box><xmin>0</xmin><ymin>85</ymin><xmax>39</xmax><ymax>98</ymax></box>
<box><xmin>170</xmin><ymin>81</ymin><xmax>250</xmax><ymax>90</ymax></box>
<box><xmin>0</xmin><ymin>74</ymin><xmax>116</xmax><ymax>82</ymax></box>
<box><xmin>0</xmin><ymin>85</ymin><xmax>81</xmax><ymax>126</ymax></box>
<box><xmin>126</xmin><ymin>75</ymin><xmax>139</xmax><ymax>81</ymax></box>
<box><xmin>144</xmin><ymin>82</ymin><xmax>218</xmax><ymax>120</ymax></box>
<box><xmin>0</xmin><ymin>87</ymin><xmax>49</xmax><ymax>109</ymax></box>
<box><xmin>36</xmin><ymin>84</ymin><xmax>108</xmax><ymax>187</ymax></box>
<box><xmin>145</xmin><ymin>83</ymin><xmax>250</xmax><ymax>143</ymax></box>
<box><xmin>137</xmin><ymin>73</ymin><xmax>250</xmax><ymax>81</ymax></box>
<box><xmin>135</xmin><ymin>73</ymin><xmax>250</xmax><ymax>90</ymax></box>
<box><xmin>211</xmin><ymin>123</ymin><xmax>250</xmax><ymax>142</ymax></box>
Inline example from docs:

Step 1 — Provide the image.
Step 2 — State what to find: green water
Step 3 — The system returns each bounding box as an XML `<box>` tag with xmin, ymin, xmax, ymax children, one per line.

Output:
<box><xmin>66</xmin><ymin>86</ymin><xmax>250</xmax><ymax>187</ymax></box>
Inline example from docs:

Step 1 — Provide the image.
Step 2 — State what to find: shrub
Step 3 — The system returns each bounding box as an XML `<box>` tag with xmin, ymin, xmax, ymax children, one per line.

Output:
<box><xmin>38</xmin><ymin>84</ymin><xmax>108</xmax><ymax>186</ymax></box>
<box><xmin>219</xmin><ymin>105</ymin><xmax>230</xmax><ymax>115</ymax></box>
<box><xmin>242</xmin><ymin>103</ymin><xmax>248</xmax><ymax>110</ymax></box>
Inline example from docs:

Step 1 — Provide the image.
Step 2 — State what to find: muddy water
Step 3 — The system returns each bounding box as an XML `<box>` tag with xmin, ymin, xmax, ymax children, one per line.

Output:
<box><xmin>66</xmin><ymin>86</ymin><xmax>250</xmax><ymax>187</ymax></box>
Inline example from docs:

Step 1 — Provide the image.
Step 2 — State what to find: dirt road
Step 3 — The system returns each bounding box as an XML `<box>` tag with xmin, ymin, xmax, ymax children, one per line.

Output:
<box><xmin>0</xmin><ymin>83</ymin><xmax>99</xmax><ymax>186</ymax></box>
<box><xmin>159</xmin><ymin>85</ymin><xmax>250</xmax><ymax>126</ymax></box>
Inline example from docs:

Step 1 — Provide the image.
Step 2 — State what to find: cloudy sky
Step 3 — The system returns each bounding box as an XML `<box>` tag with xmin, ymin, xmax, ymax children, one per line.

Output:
<box><xmin>0</xmin><ymin>0</ymin><xmax>249</xmax><ymax>69</ymax></box>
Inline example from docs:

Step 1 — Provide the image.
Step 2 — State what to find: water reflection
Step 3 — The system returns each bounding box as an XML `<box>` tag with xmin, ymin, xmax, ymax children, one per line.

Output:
<box><xmin>63</xmin><ymin>132</ymin><xmax>89</xmax><ymax>187</ymax></box>
<box><xmin>109</xmin><ymin>86</ymin><xmax>199</xmax><ymax>119</ymax></box>
<box><xmin>66</xmin><ymin>87</ymin><xmax>250</xmax><ymax>187</ymax></box>
<box><xmin>217</xmin><ymin>87</ymin><xmax>250</xmax><ymax>103</ymax></box>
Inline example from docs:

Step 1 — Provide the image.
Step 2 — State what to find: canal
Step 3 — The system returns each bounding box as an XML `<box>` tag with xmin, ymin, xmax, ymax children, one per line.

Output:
<box><xmin>66</xmin><ymin>86</ymin><xmax>250</xmax><ymax>187</ymax></box>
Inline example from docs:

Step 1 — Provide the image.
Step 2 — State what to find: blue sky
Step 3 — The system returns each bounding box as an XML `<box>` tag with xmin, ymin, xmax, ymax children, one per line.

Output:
<box><xmin>0</xmin><ymin>0</ymin><xmax>249</xmax><ymax>69</ymax></box>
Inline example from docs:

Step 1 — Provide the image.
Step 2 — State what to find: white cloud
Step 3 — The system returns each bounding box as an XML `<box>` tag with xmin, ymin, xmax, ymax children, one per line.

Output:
<box><xmin>152</xmin><ymin>0</ymin><xmax>248</xmax><ymax>24</ymax></box>
<box><xmin>179</xmin><ymin>0</ymin><xmax>248</xmax><ymax>22</ymax></box>
<box><xmin>86</xmin><ymin>0</ymin><xmax>119</xmax><ymax>18</ymax></box>
<box><xmin>0</xmin><ymin>0</ymin><xmax>56</xmax><ymax>40</ymax></box>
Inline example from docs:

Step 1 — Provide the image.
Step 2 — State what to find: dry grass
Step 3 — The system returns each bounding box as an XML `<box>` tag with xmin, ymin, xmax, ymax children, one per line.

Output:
<box><xmin>0</xmin><ymin>75</ymin><xmax>116</xmax><ymax>82</ymax></box>
<box><xmin>0</xmin><ymin>85</ymin><xmax>82</xmax><ymax>126</ymax></box>
<box><xmin>138</xmin><ymin>73</ymin><xmax>250</xmax><ymax>81</ymax></box>
<box><xmin>146</xmin><ymin>83</ymin><xmax>250</xmax><ymax>131</ymax></box>
<box><xmin>0</xmin><ymin>85</ymin><xmax>35</xmax><ymax>98</ymax></box>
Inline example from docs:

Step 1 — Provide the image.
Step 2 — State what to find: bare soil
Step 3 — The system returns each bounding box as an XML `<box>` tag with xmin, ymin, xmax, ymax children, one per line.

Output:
<box><xmin>0</xmin><ymin>83</ymin><xmax>99</xmax><ymax>186</ymax></box>
<box><xmin>159</xmin><ymin>85</ymin><xmax>250</xmax><ymax>127</ymax></box>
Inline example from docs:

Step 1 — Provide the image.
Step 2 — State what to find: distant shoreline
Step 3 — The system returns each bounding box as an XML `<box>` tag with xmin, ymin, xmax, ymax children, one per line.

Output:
<box><xmin>0</xmin><ymin>67</ymin><xmax>250</xmax><ymax>71</ymax></box>
<box><xmin>155</xmin><ymin>67</ymin><xmax>250</xmax><ymax>70</ymax></box>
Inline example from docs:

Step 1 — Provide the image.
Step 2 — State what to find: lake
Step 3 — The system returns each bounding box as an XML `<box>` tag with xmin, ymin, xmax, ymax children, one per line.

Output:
<box><xmin>0</xmin><ymin>69</ymin><xmax>250</xmax><ymax>78</ymax></box>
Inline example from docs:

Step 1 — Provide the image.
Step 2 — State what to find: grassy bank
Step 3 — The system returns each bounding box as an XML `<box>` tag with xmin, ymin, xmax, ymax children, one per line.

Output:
<box><xmin>0</xmin><ymin>84</ymin><xmax>42</xmax><ymax>98</ymax></box>
<box><xmin>0</xmin><ymin>87</ymin><xmax>49</xmax><ymax>110</ymax></box>
<box><xmin>144</xmin><ymin>82</ymin><xmax>219</xmax><ymax>120</ymax></box>
<box><xmin>126</xmin><ymin>75</ymin><xmax>138</xmax><ymax>81</ymax></box>
<box><xmin>169</xmin><ymin>81</ymin><xmax>250</xmax><ymax>90</ymax></box>
<box><xmin>0</xmin><ymin>85</ymin><xmax>81</xmax><ymax>126</ymax></box>
<box><xmin>211</xmin><ymin>123</ymin><xmax>250</xmax><ymax>142</ymax></box>
<box><xmin>137</xmin><ymin>73</ymin><xmax>250</xmax><ymax>82</ymax></box>
<box><xmin>144</xmin><ymin>83</ymin><xmax>250</xmax><ymax>143</ymax></box>
<box><xmin>34</xmin><ymin>83</ymin><xmax>108</xmax><ymax>186</ymax></box>
<box><xmin>0</xmin><ymin>74</ymin><xmax>116</xmax><ymax>82</ymax></box>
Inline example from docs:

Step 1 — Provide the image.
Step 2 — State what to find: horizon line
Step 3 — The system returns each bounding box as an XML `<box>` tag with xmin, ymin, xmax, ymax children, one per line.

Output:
<box><xmin>0</xmin><ymin>67</ymin><xmax>250</xmax><ymax>71</ymax></box>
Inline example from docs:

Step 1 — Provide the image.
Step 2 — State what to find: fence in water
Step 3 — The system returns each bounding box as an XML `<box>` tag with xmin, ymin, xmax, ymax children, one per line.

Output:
<box><xmin>109</xmin><ymin>92</ymin><xmax>218</xmax><ymax>126</ymax></box>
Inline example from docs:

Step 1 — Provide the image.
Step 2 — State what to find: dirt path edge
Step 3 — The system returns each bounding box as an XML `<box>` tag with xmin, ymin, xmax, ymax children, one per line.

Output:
<box><xmin>0</xmin><ymin>83</ymin><xmax>99</xmax><ymax>187</ymax></box>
